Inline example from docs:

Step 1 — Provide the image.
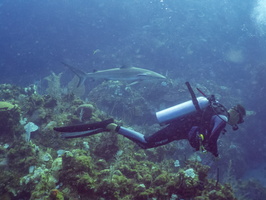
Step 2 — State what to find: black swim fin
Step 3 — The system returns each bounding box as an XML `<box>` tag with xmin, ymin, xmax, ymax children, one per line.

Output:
<box><xmin>53</xmin><ymin>118</ymin><xmax>114</xmax><ymax>133</ymax></box>
<box><xmin>60</xmin><ymin>128</ymin><xmax>105</xmax><ymax>139</ymax></box>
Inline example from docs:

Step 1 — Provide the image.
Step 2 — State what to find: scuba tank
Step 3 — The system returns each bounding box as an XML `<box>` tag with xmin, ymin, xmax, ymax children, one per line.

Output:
<box><xmin>156</xmin><ymin>96</ymin><xmax>210</xmax><ymax>125</ymax></box>
<box><xmin>156</xmin><ymin>82</ymin><xmax>229</xmax><ymax>127</ymax></box>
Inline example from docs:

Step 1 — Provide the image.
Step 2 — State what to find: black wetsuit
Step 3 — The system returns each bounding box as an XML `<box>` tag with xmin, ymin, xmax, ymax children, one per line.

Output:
<box><xmin>117</xmin><ymin>104</ymin><xmax>228</xmax><ymax>157</ymax></box>
<box><xmin>54</xmin><ymin>100</ymin><xmax>228</xmax><ymax>157</ymax></box>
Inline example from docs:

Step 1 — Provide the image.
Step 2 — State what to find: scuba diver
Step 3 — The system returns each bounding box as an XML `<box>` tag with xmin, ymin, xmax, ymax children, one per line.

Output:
<box><xmin>54</xmin><ymin>82</ymin><xmax>246</xmax><ymax>157</ymax></box>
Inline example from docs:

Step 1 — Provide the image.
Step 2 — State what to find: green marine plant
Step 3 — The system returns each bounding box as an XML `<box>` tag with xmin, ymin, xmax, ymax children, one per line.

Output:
<box><xmin>0</xmin><ymin>169</ymin><xmax>21</xmax><ymax>198</ymax></box>
<box><xmin>7</xmin><ymin>141</ymin><xmax>39</xmax><ymax>173</ymax></box>
<box><xmin>172</xmin><ymin>168</ymin><xmax>201</xmax><ymax>198</ymax></box>
<box><xmin>93</xmin><ymin>132</ymin><xmax>119</xmax><ymax>161</ymax></box>
<box><xmin>58</xmin><ymin>150</ymin><xmax>97</xmax><ymax>191</ymax></box>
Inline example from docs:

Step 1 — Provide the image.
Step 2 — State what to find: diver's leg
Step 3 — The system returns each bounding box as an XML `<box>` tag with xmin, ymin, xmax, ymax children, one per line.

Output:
<box><xmin>117</xmin><ymin>123</ymin><xmax>186</xmax><ymax>149</ymax></box>
<box><xmin>117</xmin><ymin>126</ymin><xmax>148</xmax><ymax>148</ymax></box>
<box><xmin>144</xmin><ymin>123</ymin><xmax>187</xmax><ymax>148</ymax></box>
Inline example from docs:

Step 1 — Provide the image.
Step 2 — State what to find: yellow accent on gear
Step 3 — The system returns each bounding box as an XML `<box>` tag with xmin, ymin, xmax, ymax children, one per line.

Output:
<box><xmin>199</xmin><ymin>134</ymin><xmax>206</xmax><ymax>153</ymax></box>
<box><xmin>199</xmin><ymin>134</ymin><xmax>204</xmax><ymax>141</ymax></box>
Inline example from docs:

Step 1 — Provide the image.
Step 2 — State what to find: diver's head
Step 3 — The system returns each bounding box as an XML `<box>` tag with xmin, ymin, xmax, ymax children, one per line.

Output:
<box><xmin>228</xmin><ymin>104</ymin><xmax>246</xmax><ymax>130</ymax></box>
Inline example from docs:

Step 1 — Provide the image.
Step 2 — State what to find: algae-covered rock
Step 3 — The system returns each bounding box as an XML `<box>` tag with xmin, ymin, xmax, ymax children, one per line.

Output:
<box><xmin>51</xmin><ymin>157</ymin><xmax>63</xmax><ymax>172</ymax></box>
<box><xmin>0</xmin><ymin>101</ymin><xmax>21</xmax><ymax>140</ymax></box>
<box><xmin>0</xmin><ymin>101</ymin><xmax>16</xmax><ymax>111</ymax></box>
<box><xmin>76</xmin><ymin>103</ymin><xmax>95</xmax><ymax>121</ymax></box>
<box><xmin>205</xmin><ymin>183</ymin><xmax>237</xmax><ymax>200</ymax></box>
<box><xmin>59</xmin><ymin>150</ymin><xmax>96</xmax><ymax>188</ymax></box>
<box><xmin>7</xmin><ymin>141</ymin><xmax>39</xmax><ymax>173</ymax></box>
<box><xmin>153</xmin><ymin>172</ymin><xmax>169</xmax><ymax>186</ymax></box>
<box><xmin>22</xmin><ymin>165</ymin><xmax>59</xmax><ymax>199</ymax></box>
<box><xmin>93</xmin><ymin>132</ymin><xmax>119</xmax><ymax>161</ymax></box>
<box><xmin>177</xmin><ymin>169</ymin><xmax>201</xmax><ymax>197</ymax></box>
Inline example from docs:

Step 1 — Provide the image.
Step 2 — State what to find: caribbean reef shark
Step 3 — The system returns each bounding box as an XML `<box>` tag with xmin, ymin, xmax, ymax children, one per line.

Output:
<box><xmin>62</xmin><ymin>62</ymin><xmax>166</xmax><ymax>87</ymax></box>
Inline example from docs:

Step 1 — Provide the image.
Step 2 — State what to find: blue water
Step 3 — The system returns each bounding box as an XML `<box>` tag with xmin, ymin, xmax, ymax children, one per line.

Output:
<box><xmin>1</xmin><ymin>0</ymin><xmax>266</xmax><ymax>190</ymax></box>
<box><xmin>1</xmin><ymin>0</ymin><xmax>265</xmax><ymax>84</ymax></box>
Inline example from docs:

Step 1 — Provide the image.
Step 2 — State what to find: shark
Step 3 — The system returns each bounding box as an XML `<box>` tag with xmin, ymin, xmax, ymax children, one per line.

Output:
<box><xmin>62</xmin><ymin>62</ymin><xmax>166</xmax><ymax>87</ymax></box>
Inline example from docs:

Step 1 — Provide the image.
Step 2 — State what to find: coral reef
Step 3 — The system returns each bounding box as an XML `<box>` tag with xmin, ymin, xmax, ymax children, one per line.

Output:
<box><xmin>55</xmin><ymin>149</ymin><xmax>237</xmax><ymax>200</ymax></box>
<box><xmin>0</xmin><ymin>77</ymin><xmax>259</xmax><ymax>199</ymax></box>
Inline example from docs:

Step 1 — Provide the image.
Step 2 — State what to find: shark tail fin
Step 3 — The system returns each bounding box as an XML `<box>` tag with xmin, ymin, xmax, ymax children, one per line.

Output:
<box><xmin>61</xmin><ymin>62</ymin><xmax>87</xmax><ymax>87</ymax></box>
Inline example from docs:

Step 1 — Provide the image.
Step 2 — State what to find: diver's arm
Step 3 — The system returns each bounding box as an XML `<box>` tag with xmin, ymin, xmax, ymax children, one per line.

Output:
<box><xmin>188</xmin><ymin>126</ymin><xmax>200</xmax><ymax>150</ymax></box>
<box><xmin>206</xmin><ymin>115</ymin><xmax>227</xmax><ymax>157</ymax></box>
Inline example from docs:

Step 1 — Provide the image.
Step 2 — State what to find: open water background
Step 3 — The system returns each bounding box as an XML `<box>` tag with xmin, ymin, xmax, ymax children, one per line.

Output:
<box><xmin>1</xmin><ymin>0</ymin><xmax>266</xmax><ymax>188</ymax></box>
